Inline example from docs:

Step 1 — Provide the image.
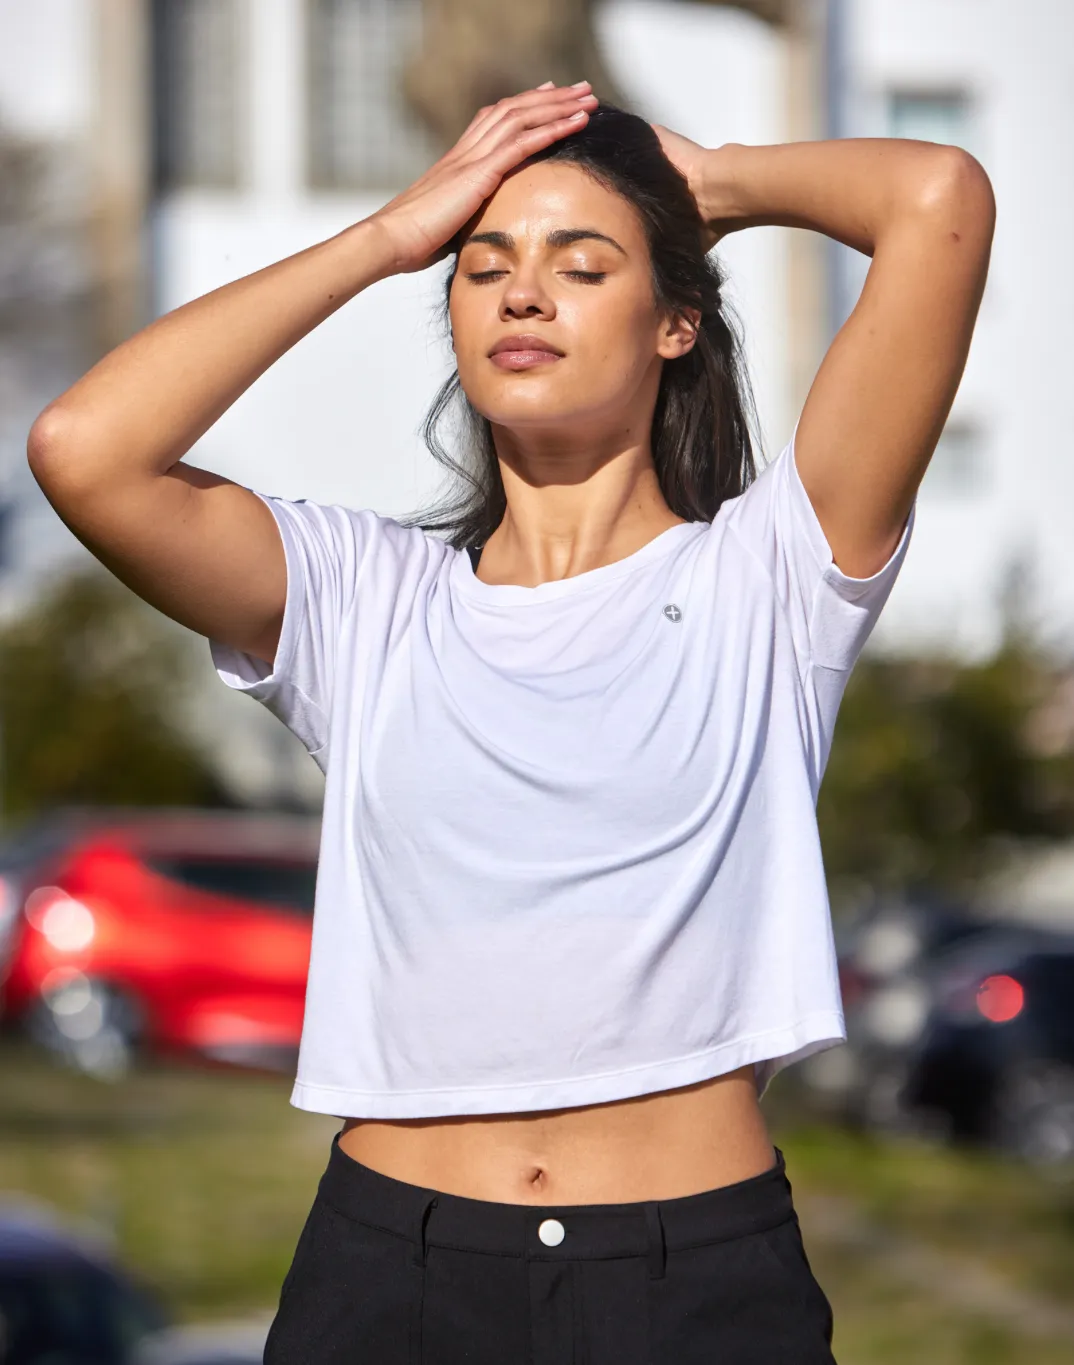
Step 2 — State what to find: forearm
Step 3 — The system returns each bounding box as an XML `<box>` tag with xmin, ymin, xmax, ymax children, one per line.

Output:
<box><xmin>699</xmin><ymin>138</ymin><xmax>993</xmax><ymax>256</ymax></box>
<box><xmin>28</xmin><ymin>216</ymin><xmax>397</xmax><ymax>495</ymax></box>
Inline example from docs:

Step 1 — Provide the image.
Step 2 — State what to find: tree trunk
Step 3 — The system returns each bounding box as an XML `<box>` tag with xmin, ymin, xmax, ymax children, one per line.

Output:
<box><xmin>710</xmin><ymin>0</ymin><xmax>793</xmax><ymax>25</ymax></box>
<box><xmin>404</xmin><ymin>0</ymin><xmax>795</xmax><ymax>149</ymax></box>
<box><xmin>402</xmin><ymin>0</ymin><xmax>621</xmax><ymax>148</ymax></box>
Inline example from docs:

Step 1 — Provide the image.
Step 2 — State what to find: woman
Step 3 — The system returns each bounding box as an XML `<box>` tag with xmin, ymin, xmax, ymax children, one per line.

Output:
<box><xmin>29</xmin><ymin>81</ymin><xmax>993</xmax><ymax>1362</ymax></box>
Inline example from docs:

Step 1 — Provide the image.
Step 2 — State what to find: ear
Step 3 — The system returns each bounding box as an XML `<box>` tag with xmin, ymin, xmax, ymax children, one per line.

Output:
<box><xmin>656</xmin><ymin>306</ymin><xmax>701</xmax><ymax>361</ymax></box>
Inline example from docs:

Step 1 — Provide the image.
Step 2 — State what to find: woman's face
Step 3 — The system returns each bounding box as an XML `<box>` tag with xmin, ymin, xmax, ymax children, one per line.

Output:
<box><xmin>449</xmin><ymin>161</ymin><xmax>696</xmax><ymax>439</ymax></box>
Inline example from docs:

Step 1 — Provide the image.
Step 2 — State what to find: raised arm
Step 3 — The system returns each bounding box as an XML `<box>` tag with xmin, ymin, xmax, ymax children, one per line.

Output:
<box><xmin>656</xmin><ymin>132</ymin><xmax>996</xmax><ymax>578</ymax></box>
<box><xmin>26</xmin><ymin>223</ymin><xmax>401</xmax><ymax>665</ymax></box>
<box><xmin>26</xmin><ymin>80</ymin><xmax>599</xmax><ymax>663</ymax></box>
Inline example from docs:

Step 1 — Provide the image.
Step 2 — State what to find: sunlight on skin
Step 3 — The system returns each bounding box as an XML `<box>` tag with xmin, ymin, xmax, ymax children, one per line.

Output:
<box><xmin>446</xmin><ymin>161</ymin><xmax>700</xmax><ymax>585</ymax></box>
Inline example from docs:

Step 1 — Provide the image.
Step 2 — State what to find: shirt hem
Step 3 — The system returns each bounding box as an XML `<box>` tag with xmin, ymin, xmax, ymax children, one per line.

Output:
<box><xmin>288</xmin><ymin>1012</ymin><xmax>847</xmax><ymax>1118</ymax></box>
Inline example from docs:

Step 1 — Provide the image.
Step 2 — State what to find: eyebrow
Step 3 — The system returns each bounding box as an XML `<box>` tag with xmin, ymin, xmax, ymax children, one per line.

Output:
<box><xmin>460</xmin><ymin>227</ymin><xmax>627</xmax><ymax>256</ymax></box>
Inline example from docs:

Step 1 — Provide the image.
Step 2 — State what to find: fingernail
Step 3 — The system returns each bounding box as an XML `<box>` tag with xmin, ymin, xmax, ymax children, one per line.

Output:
<box><xmin>538</xmin><ymin>80</ymin><xmax>554</xmax><ymax>89</ymax></box>
<box><xmin>572</xmin><ymin>80</ymin><xmax>590</xmax><ymax>88</ymax></box>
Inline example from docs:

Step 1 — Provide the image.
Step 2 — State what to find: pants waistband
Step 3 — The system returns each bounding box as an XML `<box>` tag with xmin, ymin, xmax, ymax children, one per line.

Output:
<box><xmin>318</xmin><ymin>1131</ymin><xmax>796</xmax><ymax>1270</ymax></box>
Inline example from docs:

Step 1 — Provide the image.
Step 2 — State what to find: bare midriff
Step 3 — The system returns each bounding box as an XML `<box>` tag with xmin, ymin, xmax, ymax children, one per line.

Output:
<box><xmin>336</xmin><ymin>1064</ymin><xmax>776</xmax><ymax>1205</ymax></box>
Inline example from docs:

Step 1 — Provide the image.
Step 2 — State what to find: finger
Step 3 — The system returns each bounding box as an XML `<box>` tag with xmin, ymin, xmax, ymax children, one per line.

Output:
<box><xmin>456</xmin><ymin>86</ymin><xmax>592</xmax><ymax>155</ymax></box>
<box><xmin>469</xmin><ymin>94</ymin><xmax>595</xmax><ymax>158</ymax></box>
<box><xmin>476</xmin><ymin>106</ymin><xmax>592</xmax><ymax>175</ymax></box>
<box><xmin>455</xmin><ymin>82</ymin><xmax>594</xmax><ymax>155</ymax></box>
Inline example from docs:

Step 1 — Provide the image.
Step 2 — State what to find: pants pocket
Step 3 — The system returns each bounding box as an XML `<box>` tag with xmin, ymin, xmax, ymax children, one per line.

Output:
<box><xmin>758</xmin><ymin>1218</ymin><xmax>837</xmax><ymax>1355</ymax></box>
<box><xmin>418</xmin><ymin>1245</ymin><xmax>530</xmax><ymax>1365</ymax></box>
<box><xmin>264</xmin><ymin>1199</ymin><xmax>423</xmax><ymax>1364</ymax></box>
<box><xmin>273</xmin><ymin>1195</ymin><xmax>326</xmax><ymax>1316</ymax></box>
<box><xmin>649</xmin><ymin>1225</ymin><xmax>837</xmax><ymax>1365</ymax></box>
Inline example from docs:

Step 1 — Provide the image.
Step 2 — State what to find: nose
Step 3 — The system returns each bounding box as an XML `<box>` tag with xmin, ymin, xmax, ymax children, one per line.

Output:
<box><xmin>500</xmin><ymin>265</ymin><xmax>555</xmax><ymax>321</ymax></box>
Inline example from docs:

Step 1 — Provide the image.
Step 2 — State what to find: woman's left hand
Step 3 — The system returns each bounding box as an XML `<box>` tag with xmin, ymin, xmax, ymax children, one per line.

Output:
<box><xmin>651</xmin><ymin>125</ymin><xmax>738</xmax><ymax>250</ymax></box>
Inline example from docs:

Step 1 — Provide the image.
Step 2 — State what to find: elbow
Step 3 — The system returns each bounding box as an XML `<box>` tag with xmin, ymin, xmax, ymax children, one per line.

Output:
<box><xmin>27</xmin><ymin>401</ymin><xmax>98</xmax><ymax>502</ymax></box>
<box><xmin>27</xmin><ymin>402</ymin><xmax>74</xmax><ymax>485</ymax></box>
<box><xmin>914</xmin><ymin>146</ymin><xmax>996</xmax><ymax>249</ymax></box>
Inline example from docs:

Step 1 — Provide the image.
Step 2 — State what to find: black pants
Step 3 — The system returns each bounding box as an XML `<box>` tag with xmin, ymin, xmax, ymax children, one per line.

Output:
<box><xmin>264</xmin><ymin>1132</ymin><xmax>837</xmax><ymax>1363</ymax></box>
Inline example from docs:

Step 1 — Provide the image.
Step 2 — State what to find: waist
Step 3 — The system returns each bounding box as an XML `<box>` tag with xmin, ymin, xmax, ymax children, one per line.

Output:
<box><xmin>321</xmin><ymin>1123</ymin><xmax>795</xmax><ymax>1262</ymax></box>
<box><xmin>337</xmin><ymin>1066</ymin><xmax>775</xmax><ymax>1204</ymax></box>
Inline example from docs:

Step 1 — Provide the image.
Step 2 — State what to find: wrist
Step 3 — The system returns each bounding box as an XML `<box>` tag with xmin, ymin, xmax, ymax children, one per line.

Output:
<box><xmin>339</xmin><ymin>215</ymin><xmax>406</xmax><ymax>285</ymax></box>
<box><xmin>694</xmin><ymin>143</ymin><xmax>755</xmax><ymax>228</ymax></box>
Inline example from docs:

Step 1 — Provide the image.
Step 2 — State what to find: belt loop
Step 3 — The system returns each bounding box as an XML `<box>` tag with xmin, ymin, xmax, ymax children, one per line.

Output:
<box><xmin>412</xmin><ymin>1193</ymin><xmax>439</xmax><ymax>1269</ymax></box>
<box><xmin>644</xmin><ymin>1201</ymin><xmax>666</xmax><ymax>1280</ymax></box>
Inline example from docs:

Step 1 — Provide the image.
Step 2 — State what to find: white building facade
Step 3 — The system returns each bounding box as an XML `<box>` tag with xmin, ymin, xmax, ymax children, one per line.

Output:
<box><xmin>832</xmin><ymin>0</ymin><xmax>1074</xmax><ymax>656</ymax></box>
<box><xmin>1</xmin><ymin>0</ymin><xmax>1071</xmax><ymax>800</ymax></box>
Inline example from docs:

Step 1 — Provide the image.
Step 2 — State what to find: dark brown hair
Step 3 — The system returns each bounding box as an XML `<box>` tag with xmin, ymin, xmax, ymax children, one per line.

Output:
<box><xmin>402</xmin><ymin>102</ymin><xmax>759</xmax><ymax>549</ymax></box>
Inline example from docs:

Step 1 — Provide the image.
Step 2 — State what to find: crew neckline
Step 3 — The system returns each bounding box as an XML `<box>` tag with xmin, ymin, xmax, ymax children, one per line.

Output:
<box><xmin>451</xmin><ymin>519</ymin><xmax>708</xmax><ymax>605</ymax></box>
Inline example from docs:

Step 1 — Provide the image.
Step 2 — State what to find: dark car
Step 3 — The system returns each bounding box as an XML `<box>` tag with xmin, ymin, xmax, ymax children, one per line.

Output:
<box><xmin>900</xmin><ymin>926</ymin><xmax>1074</xmax><ymax>1164</ymax></box>
<box><xmin>0</xmin><ymin>807</ymin><xmax>319</xmax><ymax>1077</ymax></box>
<box><xmin>0</xmin><ymin>1200</ymin><xmax>168</xmax><ymax>1363</ymax></box>
<box><xmin>798</xmin><ymin>891</ymin><xmax>994</xmax><ymax>1131</ymax></box>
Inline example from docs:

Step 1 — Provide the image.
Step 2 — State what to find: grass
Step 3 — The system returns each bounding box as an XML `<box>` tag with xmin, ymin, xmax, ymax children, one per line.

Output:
<box><xmin>0</xmin><ymin>1036</ymin><xmax>337</xmax><ymax>1320</ymax></box>
<box><xmin>1</xmin><ymin>1036</ymin><xmax>1073</xmax><ymax>1362</ymax></box>
<box><xmin>779</xmin><ymin>1121</ymin><xmax>1074</xmax><ymax>1363</ymax></box>
<box><xmin>783</xmin><ymin>1120</ymin><xmax>1074</xmax><ymax>1306</ymax></box>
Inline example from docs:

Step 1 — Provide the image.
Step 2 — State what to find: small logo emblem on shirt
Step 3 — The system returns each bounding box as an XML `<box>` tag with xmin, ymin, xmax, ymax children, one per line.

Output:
<box><xmin>663</xmin><ymin>603</ymin><xmax>682</xmax><ymax>623</ymax></box>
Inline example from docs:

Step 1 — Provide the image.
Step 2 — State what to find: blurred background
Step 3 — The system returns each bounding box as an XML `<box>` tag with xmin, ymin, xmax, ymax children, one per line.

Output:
<box><xmin>0</xmin><ymin>1</ymin><xmax>1072</xmax><ymax>1361</ymax></box>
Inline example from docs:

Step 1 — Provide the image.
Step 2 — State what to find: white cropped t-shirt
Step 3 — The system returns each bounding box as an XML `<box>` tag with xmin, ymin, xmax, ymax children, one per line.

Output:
<box><xmin>210</xmin><ymin>430</ymin><xmax>913</xmax><ymax>1118</ymax></box>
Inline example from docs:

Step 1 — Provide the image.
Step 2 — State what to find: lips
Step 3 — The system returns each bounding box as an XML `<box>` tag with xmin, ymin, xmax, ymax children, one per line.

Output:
<box><xmin>487</xmin><ymin>334</ymin><xmax>565</xmax><ymax>372</ymax></box>
<box><xmin>488</xmin><ymin>334</ymin><xmax>565</xmax><ymax>359</ymax></box>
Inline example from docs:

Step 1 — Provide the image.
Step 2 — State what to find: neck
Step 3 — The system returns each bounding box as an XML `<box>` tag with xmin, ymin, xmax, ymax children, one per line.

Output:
<box><xmin>476</xmin><ymin>423</ymin><xmax>685</xmax><ymax>587</ymax></box>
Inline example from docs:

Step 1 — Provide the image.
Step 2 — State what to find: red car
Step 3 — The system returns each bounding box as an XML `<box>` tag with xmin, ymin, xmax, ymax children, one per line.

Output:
<box><xmin>0</xmin><ymin>807</ymin><xmax>319</xmax><ymax>1076</ymax></box>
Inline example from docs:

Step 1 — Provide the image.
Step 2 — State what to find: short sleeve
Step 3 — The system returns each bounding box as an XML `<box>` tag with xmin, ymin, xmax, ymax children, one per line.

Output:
<box><xmin>208</xmin><ymin>492</ymin><xmax>374</xmax><ymax>772</ymax></box>
<box><xmin>721</xmin><ymin>424</ymin><xmax>914</xmax><ymax>676</ymax></box>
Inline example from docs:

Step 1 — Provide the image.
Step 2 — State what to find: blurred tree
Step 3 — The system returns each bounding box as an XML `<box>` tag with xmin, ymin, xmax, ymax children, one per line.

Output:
<box><xmin>819</xmin><ymin>639</ymin><xmax>1074</xmax><ymax>900</ymax></box>
<box><xmin>0</xmin><ymin>569</ymin><xmax>230</xmax><ymax>824</ymax></box>
<box><xmin>404</xmin><ymin>0</ymin><xmax>794</xmax><ymax>145</ymax></box>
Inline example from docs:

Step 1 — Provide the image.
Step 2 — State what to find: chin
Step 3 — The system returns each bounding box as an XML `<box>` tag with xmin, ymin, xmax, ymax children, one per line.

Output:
<box><xmin>479</xmin><ymin>399</ymin><xmax>598</xmax><ymax>431</ymax></box>
<box><xmin>467</xmin><ymin>381</ymin><xmax>600</xmax><ymax>428</ymax></box>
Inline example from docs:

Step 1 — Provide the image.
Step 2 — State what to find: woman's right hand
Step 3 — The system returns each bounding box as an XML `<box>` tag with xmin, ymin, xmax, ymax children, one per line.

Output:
<box><xmin>368</xmin><ymin>80</ymin><xmax>599</xmax><ymax>275</ymax></box>
<box><xmin>24</xmin><ymin>82</ymin><xmax>597</xmax><ymax>669</ymax></box>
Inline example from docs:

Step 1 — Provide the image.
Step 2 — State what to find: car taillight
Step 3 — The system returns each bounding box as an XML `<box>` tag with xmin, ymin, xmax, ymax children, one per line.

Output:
<box><xmin>975</xmin><ymin>973</ymin><xmax>1024</xmax><ymax>1023</ymax></box>
<box><xmin>935</xmin><ymin>969</ymin><xmax>1025</xmax><ymax>1024</ymax></box>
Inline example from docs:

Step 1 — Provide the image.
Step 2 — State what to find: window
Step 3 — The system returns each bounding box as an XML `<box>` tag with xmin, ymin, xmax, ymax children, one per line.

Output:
<box><xmin>923</xmin><ymin>420</ymin><xmax>987</xmax><ymax>497</ymax></box>
<box><xmin>1020</xmin><ymin>954</ymin><xmax>1074</xmax><ymax>1048</ymax></box>
<box><xmin>152</xmin><ymin>0</ymin><xmax>241</xmax><ymax>192</ymax></box>
<box><xmin>307</xmin><ymin>0</ymin><xmax>436</xmax><ymax>191</ymax></box>
<box><xmin>888</xmin><ymin>90</ymin><xmax>975</xmax><ymax>155</ymax></box>
<box><xmin>146</xmin><ymin>855</ymin><xmax>318</xmax><ymax>914</ymax></box>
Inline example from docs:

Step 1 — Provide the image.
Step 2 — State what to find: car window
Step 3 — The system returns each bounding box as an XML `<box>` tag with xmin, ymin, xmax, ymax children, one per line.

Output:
<box><xmin>144</xmin><ymin>856</ymin><xmax>318</xmax><ymax>915</ymax></box>
<box><xmin>1020</xmin><ymin>954</ymin><xmax>1074</xmax><ymax>1050</ymax></box>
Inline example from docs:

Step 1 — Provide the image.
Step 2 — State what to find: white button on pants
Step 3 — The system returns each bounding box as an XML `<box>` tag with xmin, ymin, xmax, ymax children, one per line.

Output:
<box><xmin>537</xmin><ymin>1218</ymin><xmax>565</xmax><ymax>1247</ymax></box>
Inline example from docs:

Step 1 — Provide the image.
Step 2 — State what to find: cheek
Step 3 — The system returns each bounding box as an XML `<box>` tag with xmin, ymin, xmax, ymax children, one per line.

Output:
<box><xmin>448</xmin><ymin>289</ymin><xmax>490</xmax><ymax>375</ymax></box>
<box><xmin>562</xmin><ymin>292</ymin><xmax>663</xmax><ymax>384</ymax></box>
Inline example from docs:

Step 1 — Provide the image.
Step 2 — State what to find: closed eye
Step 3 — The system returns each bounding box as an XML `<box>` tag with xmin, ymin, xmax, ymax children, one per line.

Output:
<box><xmin>464</xmin><ymin>270</ymin><xmax>607</xmax><ymax>284</ymax></box>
